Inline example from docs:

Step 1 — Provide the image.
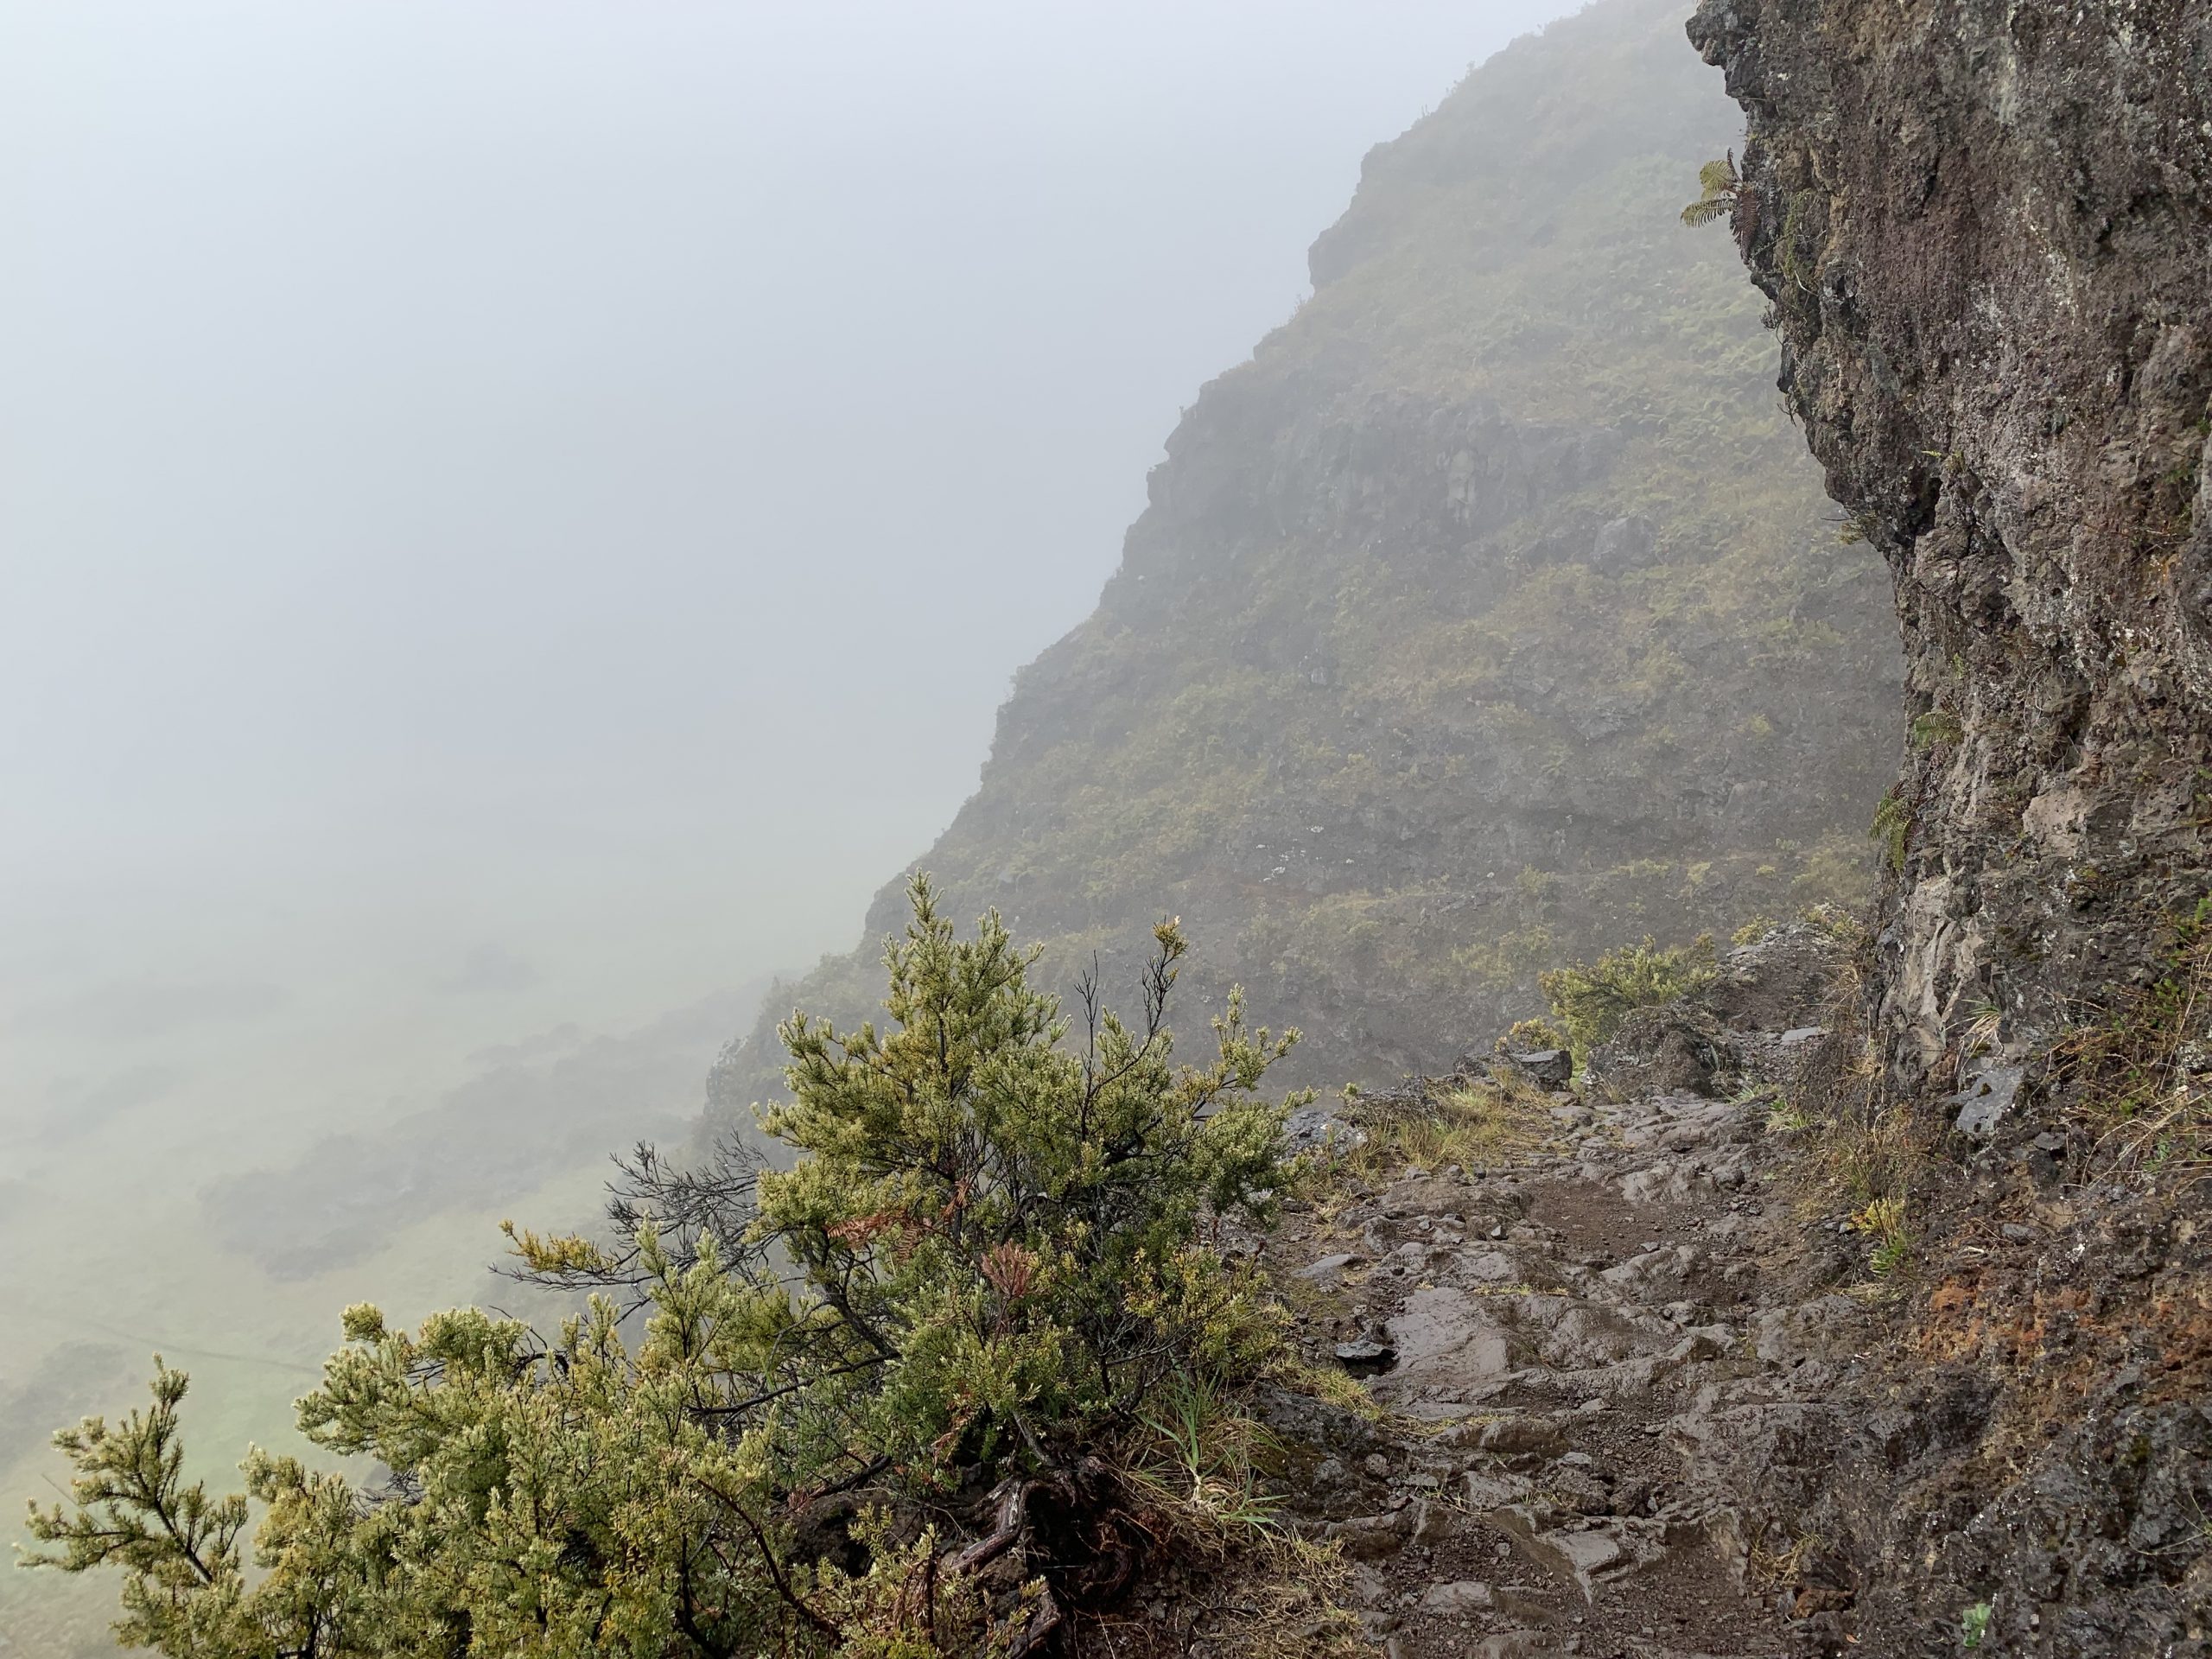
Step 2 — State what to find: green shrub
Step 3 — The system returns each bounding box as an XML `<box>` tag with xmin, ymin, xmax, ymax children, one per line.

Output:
<box><xmin>24</xmin><ymin>879</ymin><xmax>1307</xmax><ymax>1656</ymax></box>
<box><xmin>757</xmin><ymin>879</ymin><xmax>1302</xmax><ymax>1484</ymax></box>
<box><xmin>1960</xmin><ymin>1599</ymin><xmax>1993</xmax><ymax>1649</ymax></box>
<box><xmin>1538</xmin><ymin>933</ymin><xmax>1717</xmax><ymax>1054</ymax></box>
<box><xmin>1497</xmin><ymin>1015</ymin><xmax>1571</xmax><ymax>1054</ymax></box>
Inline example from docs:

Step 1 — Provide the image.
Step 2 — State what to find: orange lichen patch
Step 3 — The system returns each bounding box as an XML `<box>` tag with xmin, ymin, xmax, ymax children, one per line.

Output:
<box><xmin>2136</xmin><ymin>1282</ymin><xmax>2212</xmax><ymax>1401</ymax></box>
<box><xmin>1914</xmin><ymin>1274</ymin><xmax>1989</xmax><ymax>1363</ymax></box>
<box><xmin>1925</xmin><ymin>1278</ymin><xmax>1976</xmax><ymax>1319</ymax></box>
<box><xmin>1918</xmin><ymin>1266</ymin><xmax>2212</xmax><ymax>1461</ymax></box>
<box><xmin>1913</xmin><ymin>1274</ymin><xmax>2100</xmax><ymax>1370</ymax></box>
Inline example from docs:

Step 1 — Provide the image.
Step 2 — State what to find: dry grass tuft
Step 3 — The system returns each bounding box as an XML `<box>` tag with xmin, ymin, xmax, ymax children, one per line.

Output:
<box><xmin>1274</xmin><ymin>1359</ymin><xmax>1384</xmax><ymax>1424</ymax></box>
<box><xmin>1156</xmin><ymin>1536</ymin><xmax>1368</xmax><ymax>1659</ymax></box>
<box><xmin>1786</xmin><ymin>1098</ymin><xmax>1934</xmax><ymax>1291</ymax></box>
<box><xmin>2055</xmin><ymin>898</ymin><xmax>2212</xmax><ymax>1181</ymax></box>
<box><xmin>1748</xmin><ymin>1529</ymin><xmax>1821</xmax><ymax>1589</ymax></box>
<box><xmin>1104</xmin><ymin>1369</ymin><xmax>1367</xmax><ymax>1659</ymax></box>
<box><xmin>1770</xmin><ymin>964</ymin><xmax>1939</xmax><ymax>1274</ymax></box>
<box><xmin>1345</xmin><ymin>1077</ymin><xmax>1553</xmax><ymax>1179</ymax></box>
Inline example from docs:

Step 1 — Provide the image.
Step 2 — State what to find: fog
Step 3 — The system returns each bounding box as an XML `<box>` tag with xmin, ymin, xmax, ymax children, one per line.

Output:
<box><xmin>0</xmin><ymin>3</ymin><xmax>1578</xmax><ymax>1630</ymax></box>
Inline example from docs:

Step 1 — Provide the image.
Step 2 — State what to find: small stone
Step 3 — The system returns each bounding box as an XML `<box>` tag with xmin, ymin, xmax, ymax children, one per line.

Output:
<box><xmin>1296</xmin><ymin>1252</ymin><xmax>1365</xmax><ymax>1281</ymax></box>
<box><xmin>1327</xmin><ymin>1510</ymin><xmax>1411</xmax><ymax>1560</ymax></box>
<box><xmin>1336</xmin><ymin>1338</ymin><xmax>1397</xmax><ymax>1376</ymax></box>
<box><xmin>1500</xmin><ymin>1048</ymin><xmax>1573</xmax><ymax>1089</ymax></box>
<box><xmin>1953</xmin><ymin>1061</ymin><xmax>2023</xmax><ymax>1137</ymax></box>
<box><xmin>1474</xmin><ymin>1416</ymin><xmax>1567</xmax><ymax>1456</ymax></box>
<box><xmin>1409</xmin><ymin>1497</ymin><xmax>1459</xmax><ymax>1546</ymax></box>
<box><xmin>1419</xmin><ymin>1580</ymin><xmax>1495</xmax><ymax>1615</ymax></box>
<box><xmin>1364</xmin><ymin>1452</ymin><xmax>1391</xmax><ymax>1477</ymax></box>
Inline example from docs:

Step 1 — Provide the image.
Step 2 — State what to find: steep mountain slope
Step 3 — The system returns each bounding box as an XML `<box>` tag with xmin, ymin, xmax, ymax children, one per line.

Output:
<box><xmin>1684</xmin><ymin>1</ymin><xmax>2212</xmax><ymax>1650</ymax></box>
<box><xmin>715</xmin><ymin>0</ymin><xmax>1900</xmax><ymax>1114</ymax></box>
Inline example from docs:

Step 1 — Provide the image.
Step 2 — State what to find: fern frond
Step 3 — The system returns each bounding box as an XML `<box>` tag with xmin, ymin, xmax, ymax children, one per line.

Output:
<box><xmin>1681</xmin><ymin>152</ymin><xmax>1741</xmax><ymax>229</ymax></box>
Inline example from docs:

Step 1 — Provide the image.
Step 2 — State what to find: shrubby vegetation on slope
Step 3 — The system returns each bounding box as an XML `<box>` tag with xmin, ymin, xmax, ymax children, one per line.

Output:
<box><xmin>715</xmin><ymin>0</ymin><xmax>1899</xmax><ymax>1112</ymax></box>
<box><xmin>1538</xmin><ymin>932</ymin><xmax>1718</xmax><ymax>1057</ymax></box>
<box><xmin>26</xmin><ymin>886</ymin><xmax>1332</xmax><ymax>1657</ymax></box>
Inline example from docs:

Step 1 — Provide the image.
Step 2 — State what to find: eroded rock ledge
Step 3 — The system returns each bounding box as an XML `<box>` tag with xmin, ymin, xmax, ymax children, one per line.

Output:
<box><xmin>1688</xmin><ymin>0</ymin><xmax>2212</xmax><ymax>1081</ymax></box>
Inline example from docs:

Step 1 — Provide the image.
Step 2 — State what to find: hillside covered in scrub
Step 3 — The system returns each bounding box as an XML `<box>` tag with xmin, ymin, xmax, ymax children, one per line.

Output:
<box><xmin>712</xmin><ymin>0</ymin><xmax>1900</xmax><ymax>1112</ymax></box>
<box><xmin>34</xmin><ymin>0</ymin><xmax>2212</xmax><ymax>1654</ymax></box>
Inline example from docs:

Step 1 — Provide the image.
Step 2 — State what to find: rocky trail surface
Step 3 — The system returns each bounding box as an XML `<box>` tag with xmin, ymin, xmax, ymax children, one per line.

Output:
<box><xmin>1254</xmin><ymin>933</ymin><xmax>1869</xmax><ymax>1659</ymax></box>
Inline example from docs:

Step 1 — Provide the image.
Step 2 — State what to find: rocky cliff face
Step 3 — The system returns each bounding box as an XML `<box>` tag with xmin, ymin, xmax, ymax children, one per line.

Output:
<box><xmin>715</xmin><ymin>0</ymin><xmax>1900</xmax><ymax>1115</ymax></box>
<box><xmin>1690</xmin><ymin>0</ymin><xmax>2212</xmax><ymax>1086</ymax></box>
<box><xmin>1686</xmin><ymin>3</ymin><xmax>2212</xmax><ymax>1650</ymax></box>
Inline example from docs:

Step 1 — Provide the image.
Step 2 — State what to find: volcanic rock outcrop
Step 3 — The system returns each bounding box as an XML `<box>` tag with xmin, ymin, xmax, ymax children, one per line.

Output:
<box><xmin>1681</xmin><ymin>3</ymin><xmax>2212</xmax><ymax>1650</ymax></box>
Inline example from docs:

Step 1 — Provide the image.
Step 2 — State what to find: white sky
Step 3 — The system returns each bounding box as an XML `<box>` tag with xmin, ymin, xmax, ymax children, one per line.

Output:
<box><xmin>0</xmin><ymin>0</ymin><xmax>1584</xmax><ymax>1146</ymax></box>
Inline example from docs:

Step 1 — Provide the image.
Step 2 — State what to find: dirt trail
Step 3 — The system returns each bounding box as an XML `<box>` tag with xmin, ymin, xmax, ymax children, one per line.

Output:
<box><xmin>1259</xmin><ymin>935</ymin><xmax>1865</xmax><ymax>1658</ymax></box>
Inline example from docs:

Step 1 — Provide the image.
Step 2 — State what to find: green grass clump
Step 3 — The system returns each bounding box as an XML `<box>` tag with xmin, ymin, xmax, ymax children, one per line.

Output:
<box><xmin>1125</xmin><ymin>1371</ymin><xmax>1285</xmax><ymax>1541</ymax></box>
